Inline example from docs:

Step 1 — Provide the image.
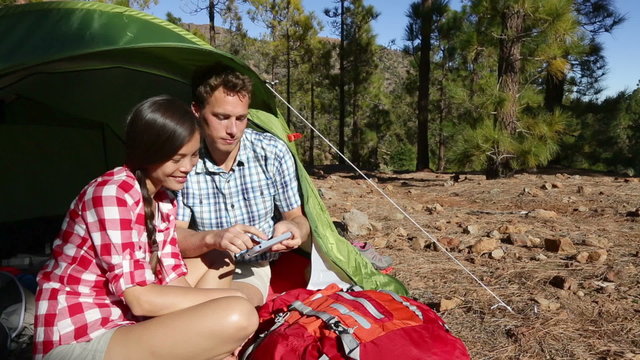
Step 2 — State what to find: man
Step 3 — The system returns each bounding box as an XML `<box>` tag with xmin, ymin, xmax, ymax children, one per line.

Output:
<box><xmin>176</xmin><ymin>67</ymin><xmax>310</xmax><ymax>307</ymax></box>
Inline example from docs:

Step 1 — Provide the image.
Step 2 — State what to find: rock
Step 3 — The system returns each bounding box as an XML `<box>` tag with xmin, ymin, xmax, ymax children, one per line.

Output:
<box><xmin>507</xmin><ymin>233</ymin><xmax>531</xmax><ymax>247</ymax></box>
<box><xmin>488</xmin><ymin>230</ymin><xmax>502</xmax><ymax>239</ymax></box>
<box><xmin>520</xmin><ymin>187</ymin><xmax>543</xmax><ymax>197</ymax></box>
<box><xmin>574</xmin><ymin>251</ymin><xmax>590</xmax><ymax>264</ymax></box>
<box><xmin>529</xmin><ymin>237</ymin><xmax>544</xmax><ymax>248</ymax></box>
<box><xmin>433</xmin><ymin>220</ymin><xmax>447</xmax><ymax>231</ymax></box>
<box><xmin>439</xmin><ymin>297</ymin><xmax>463</xmax><ymax>311</ymax></box>
<box><xmin>549</xmin><ymin>275</ymin><xmax>578</xmax><ymax>291</ymax></box>
<box><xmin>527</xmin><ymin>209</ymin><xmax>558</xmax><ymax>219</ymax></box>
<box><xmin>463</xmin><ymin>225</ymin><xmax>480</xmax><ymax>235</ymax></box>
<box><xmin>562</xmin><ymin>196</ymin><xmax>577</xmax><ymax>203</ymax></box>
<box><xmin>576</xmin><ymin>290</ymin><xmax>585</xmax><ymax>297</ymax></box>
<box><xmin>410</xmin><ymin>237</ymin><xmax>427</xmax><ymax>251</ymax></box>
<box><xmin>533</xmin><ymin>296</ymin><xmax>561</xmax><ymax>311</ymax></box>
<box><xmin>533</xmin><ymin>253</ymin><xmax>547</xmax><ymax>261</ymax></box>
<box><xmin>544</xmin><ymin>237</ymin><xmax>577</xmax><ymax>254</ymax></box>
<box><xmin>577</xmin><ymin>185</ymin><xmax>591</xmax><ymax>195</ymax></box>
<box><xmin>371</xmin><ymin>237</ymin><xmax>389</xmax><ymax>249</ymax></box>
<box><xmin>426</xmin><ymin>203</ymin><xmax>445</xmax><ymax>214</ymax></box>
<box><xmin>370</xmin><ymin>221</ymin><xmax>383</xmax><ymax>232</ymax></box>
<box><xmin>392</xmin><ymin>227</ymin><xmax>409</xmax><ymax>237</ymax></box>
<box><xmin>626</xmin><ymin>208</ymin><xmax>640</xmax><ymax>217</ymax></box>
<box><xmin>541</xmin><ymin>182</ymin><xmax>553</xmax><ymax>190</ymax></box>
<box><xmin>604</xmin><ymin>270</ymin><xmax>619</xmax><ymax>282</ymax></box>
<box><xmin>390</xmin><ymin>212</ymin><xmax>405</xmax><ymax>220</ymax></box>
<box><xmin>342</xmin><ymin>209</ymin><xmax>372</xmax><ymax>236</ymax></box>
<box><xmin>588</xmin><ymin>249</ymin><xmax>608</xmax><ymax>264</ymax></box>
<box><xmin>576</xmin><ymin>206</ymin><xmax>589</xmax><ymax>212</ymax></box>
<box><xmin>498</xmin><ymin>224</ymin><xmax>529</xmax><ymax>234</ymax></box>
<box><xmin>551</xmin><ymin>182</ymin><xmax>563</xmax><ymax>189</ymax></box>
<box><xmin>471</xmin><ymin>238</ymin><xmax>499</xmax><ymax>255</ymax></box>
<box><xmin>437</xmin><ymin>236</ymin><xmax>461</xmax><ymax>250</ymax></box>
<box><xmin>490</xmin><ymin>248</ymin><xmax>505</xmax><ymax>260</ymax></box>
<box><xmin>583</xmin><ymin>237</ymin><xmax>610</xmax><ymax>248</ymax></box>
<box><xmin>443</xmin><ymin>180</ymin><xmax>455</xmax><ymax>187</ymax></box>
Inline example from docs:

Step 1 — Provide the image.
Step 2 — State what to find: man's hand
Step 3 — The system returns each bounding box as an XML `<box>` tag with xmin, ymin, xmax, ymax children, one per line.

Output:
<box><xmin>206</xmin><ymin>224</ymin><xmax>267</xmax><ymax>255</ymax></box>
<box><xmin>270</xmin><ymin>220</ymin><xmax>304</xmax><ymax>252</ymax></box>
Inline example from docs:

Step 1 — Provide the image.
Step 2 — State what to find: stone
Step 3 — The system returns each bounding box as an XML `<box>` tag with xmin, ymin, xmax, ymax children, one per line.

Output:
<box><xmin>342</xmin><ymin>209</ymin><xmax>372</xmax><ymax>236</ymax></box>
<box><xmin>533</xmin><ymin>253</ymin><xmax>547</xmax><ymax>261</ymax></box>
<box><xmin>577</xmin><ymin>185</ymin><xmax>591</xmax><ymax>195</ymax></box>
<box><xmin>544</xmin><ymin>237</ymin><xmax>577</xmax><ymax>254</ymax></box>
<box><xmin>520</xmin><ymin>187</ymin><xmax>543</xmax><ymax>197</ymax></box>
<box><xmin>576</xmin><ymin>206</ymin><xmax>589</xmax><ymax>212</ymax></box>
<box><xmin>507</xmin><ymin>233</ymin><xmax>531</xmax><ymax>247</ymax></box>
<box><xmin>541</xmin><ymin>182</ymin><xmax>553</xmax><ymax>190</ymax></box>
<box><xmin>471</xmin><ymin>238</ymin><xmax>499</xmax><ymax>255</ymax></box>
<box><xmin>576</xmin><ymin>291</ymin><xmax>585</xmax><ymax>297</ymax></box>
<box><xmin>390</xmin><ymin>212</ymin><xmax>405</xmax><ymax>220</ymax></box>
<box><xmin>551</xmin><ymin>182</ymin><xmax>563</xmax><ymax>189</ymax></box>
<box><xmin>533</xmin><ymin>296</ymin><xmax>561</xmax><ymax>311</ymax></box>
<box><xmin>529</xmin><ymin>237</ymin><xmax>544</xmax><ymax>248</ymax></box>
<box><xmin>583</xmin><ymin>237</ymin><xmax>610</xmax><ymax>248</ymax></box>
<box><xmin>488</xmin><ymin>230</ymin><xmax>502</xmax><ymax>239</ymax></box>
<box><xmin>498</xmin><ymin>224</ymin><xmax>529</xmax><ymax>234</ymax></box>
<box><xmin>437</xmin><ymin>236</ymin><xmax>461</xmax><ymax>250</ymax></box>
<box><xmin>549</xmin><ymin>275</ymin><xmax>578</xmax><ymax>291</ymax></box>
<box><xmin>410</xmin><ymin>237</ymin><xmax>427</xmax><ymax>251</ymax></box>
<box><xmin>426</xmin><ymin>203</ymin><xmax>445</xmax><ymax>214</ymax></box>
<box><xmin>392</xmin><ymin>227</ymin><xmax>409</xmax><ymax>237</ymax></box>
<box><xmin>527</xmin><ymin>209</ymin><xmax>558</xmax><ymax>219</ymax></box>
<box><xmin>443</xmin><ymin>180</ymin><xmax>455</xmax><ymax>187</ymax></box>
<box><xmin>588</xmin><ymin>249</ymin><xmax>608</xmax><ymax>264</ymax></box>
<box><xmin>439</xmin><ymin>297</ymin><xmax>463</xmax><ymax>311</ymax></box>
<box><xmin>574</xmin><ymin>251</ymin><xmax>590</xmax><ymax>264</ymax></box>
<box><xmin>463</xmin><ymin>225</ymin><xmax>480</xmax><ymax>235</ymax></box>
<box><xmin>490</xmin><ymin>248</ymin><xmax>505</xmax><ymax>260</ymax></box>
<box><xmin>433</xmin><ymin>220</ymin><xmax>447</xmax><ymax>231</ymax></box>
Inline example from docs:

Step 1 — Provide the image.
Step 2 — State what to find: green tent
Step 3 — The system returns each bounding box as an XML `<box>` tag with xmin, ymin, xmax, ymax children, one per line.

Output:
<box><xmin>0</xmin><ymin>1</ymin><xmax>406</xmax><ymax>294</ymax></box>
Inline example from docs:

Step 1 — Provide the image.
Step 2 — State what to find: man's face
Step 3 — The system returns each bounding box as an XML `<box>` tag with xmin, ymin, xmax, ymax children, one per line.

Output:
<box><xmin>194</xmin><ymin>87</ymin><xmax>250</xmax><ymax>157</ymax></box>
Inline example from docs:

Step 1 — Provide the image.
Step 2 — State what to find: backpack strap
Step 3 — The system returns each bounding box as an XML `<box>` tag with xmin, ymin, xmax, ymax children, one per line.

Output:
<box><xmin>379</xmin><ymin>290</ymin><xmax>424</xmax><ymax>321</ymax></box>
<box><xmin>290</xmin><ymin>300</ymin><xmax>361</xmax><ymax>360</ymax></box>
<box><xmin>336</xmin><ymin>292</ymin><xmax>385</xmax><ymax>319</ymax></box>
<box><xmin>241</xmin><ymin>311</ymin><xmax>290</xmax><ymax>360</ymax></box>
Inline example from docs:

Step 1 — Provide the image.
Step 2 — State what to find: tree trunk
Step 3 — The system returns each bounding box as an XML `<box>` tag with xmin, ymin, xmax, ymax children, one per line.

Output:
<box><xmin>497</xmin><ymin>6</ymin><xmax>524</xmax><ymax>135</ymax></box>
<box><xmin>437</xmin><ymin>50</ymin><xmax>447</xmax><ymax>172</ymax></box>
<box><xmin>488</xmin><ymin>5</ymin><xmax>524</xmax><ymax>179</ymax></box>
<box><xmin>208</xmin><ymin>0</ymin><xmax>217</xmax><ymax>46</ymax></box>
<box><xmin>338</xmin><ymin>0</ymin><xmax>346</xmax><ymax>164</ymax></box>
<box><xmin>416</xmin><ymin>0</ymin><xmax>433</xmax><ymax>171</ymax></box>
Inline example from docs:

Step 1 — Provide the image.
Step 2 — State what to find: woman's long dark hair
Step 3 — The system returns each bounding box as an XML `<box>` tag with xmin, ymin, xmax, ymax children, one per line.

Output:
<box><xmin>124</xmin><ymin>95</ymin><xmax>199</xmax><ymax>273</ymax></box>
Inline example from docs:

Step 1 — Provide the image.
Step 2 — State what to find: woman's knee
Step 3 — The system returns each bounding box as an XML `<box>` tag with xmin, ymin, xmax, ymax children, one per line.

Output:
<box><xmin>205</xmin><ymin>297</ymin><xmax>258</xmax><ymax>337</ymax></box>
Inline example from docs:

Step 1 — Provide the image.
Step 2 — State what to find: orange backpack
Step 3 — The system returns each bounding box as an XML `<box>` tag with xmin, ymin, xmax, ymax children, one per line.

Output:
<box><xmin>241</xmin><ymin>283</ymin><xmax>470</xmax><ymax>360</ymax></box>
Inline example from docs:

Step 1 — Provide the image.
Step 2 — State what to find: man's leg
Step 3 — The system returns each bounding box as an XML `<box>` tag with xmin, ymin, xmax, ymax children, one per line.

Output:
<box><xmin>231</xmin><ymin>262</ymin><xmax>271</xmax><ymax>306</ymax></box>
<box><xmin>184</xmin><ymin>249</ymin><xmax>235</xmax><ymax>288</ymax></box>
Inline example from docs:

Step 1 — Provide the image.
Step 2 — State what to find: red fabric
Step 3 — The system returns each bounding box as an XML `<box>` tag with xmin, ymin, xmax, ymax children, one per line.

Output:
<box><xmin>33</xmin><ymin>167</ymin><xmax>187</xmax><ymax>359</ymax></box>
<box><xmin>245</xmin><ymin>284</ymin><xmax>470</xmax><ymax>360</ymax></box>
<box><xmin>266</xmin><ymin>250</ymin><xmax>310</xmax><ymax>302</ymax></box>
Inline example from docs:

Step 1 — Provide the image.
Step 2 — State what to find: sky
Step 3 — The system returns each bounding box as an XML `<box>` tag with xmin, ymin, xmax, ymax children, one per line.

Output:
<box><xmin>147</xmin><ymin>0</ymin><xmax>640</xmax><ymax>99</ymax></box>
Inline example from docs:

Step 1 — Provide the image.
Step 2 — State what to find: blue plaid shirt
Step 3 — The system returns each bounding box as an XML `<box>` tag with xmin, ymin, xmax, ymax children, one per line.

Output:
<box><xmin>176</xmin><ymin>129</ymin><xmax>302</xmax><ymax>262</ymax></box>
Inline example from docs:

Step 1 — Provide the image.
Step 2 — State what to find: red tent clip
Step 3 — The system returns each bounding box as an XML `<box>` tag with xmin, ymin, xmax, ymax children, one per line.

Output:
<box><xmin>287</xmin><ymin>132</ymin><xmax>303</xmax><ymax>142</ymax></box>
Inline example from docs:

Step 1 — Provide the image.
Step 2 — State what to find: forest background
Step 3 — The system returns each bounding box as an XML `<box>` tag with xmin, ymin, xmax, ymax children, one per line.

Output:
<box><xmin>4</xmin><ymin>0</ymin><xmax>639</xmax><ymax>179</ymax></box>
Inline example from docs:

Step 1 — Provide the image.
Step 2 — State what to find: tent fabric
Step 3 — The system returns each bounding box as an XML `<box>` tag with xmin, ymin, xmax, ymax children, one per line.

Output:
<box><xmin>0</xmin><ymin>1</ymin><xmax>407</xmax><ymax>294</ymax></box>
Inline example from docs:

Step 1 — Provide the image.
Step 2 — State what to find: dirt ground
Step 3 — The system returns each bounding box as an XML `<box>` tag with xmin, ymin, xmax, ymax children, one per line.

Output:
<box><xmin>310</xmin><ymin>166</ymin><xmax>640</xmax><ymax>360</ymax></box>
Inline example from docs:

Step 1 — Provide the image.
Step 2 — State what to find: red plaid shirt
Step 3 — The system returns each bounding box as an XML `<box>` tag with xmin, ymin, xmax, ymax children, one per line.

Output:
<box><xmin>34</xmin><ymin>167</ymin><xmax>187</xmax><ymax>359</ymax></box>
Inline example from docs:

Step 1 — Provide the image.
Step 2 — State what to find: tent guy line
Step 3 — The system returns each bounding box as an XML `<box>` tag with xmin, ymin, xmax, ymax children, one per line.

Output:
<box><xmin>265</xmin><ymin>82</ymin><xmax>515</xmax><ymax>314</ymax></box>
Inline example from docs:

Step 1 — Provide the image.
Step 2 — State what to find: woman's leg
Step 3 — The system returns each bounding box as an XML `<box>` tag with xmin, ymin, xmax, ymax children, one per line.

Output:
<box><xmin>104</xmin><ymin>296</ymin><xmax>258</xmax><ymax>360</ymax></box>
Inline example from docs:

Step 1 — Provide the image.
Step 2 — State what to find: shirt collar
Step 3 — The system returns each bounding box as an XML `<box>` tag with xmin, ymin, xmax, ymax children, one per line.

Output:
<box><xmin>195</xmin><ymin>139</ymin><xmax>247</xmax><ymax>175</ymax></box>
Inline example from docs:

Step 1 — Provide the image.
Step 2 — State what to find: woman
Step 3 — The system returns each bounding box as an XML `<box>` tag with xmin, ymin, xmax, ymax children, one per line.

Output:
<box><xmin>34</xmin><ymin>96</ymin><xmax>258</xmax><ymax>360</ymax></box>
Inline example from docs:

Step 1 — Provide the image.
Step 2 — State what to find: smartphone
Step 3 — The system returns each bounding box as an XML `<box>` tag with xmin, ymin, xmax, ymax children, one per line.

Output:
<box><xmin>235</xmin><ymin>232</ymin><xmax>293</xmax><ymax>260</ymax></box>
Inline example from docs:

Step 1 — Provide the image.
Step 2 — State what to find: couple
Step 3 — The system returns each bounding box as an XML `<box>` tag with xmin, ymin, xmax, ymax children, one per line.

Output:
<box><xmin>33</xmin><ymin>67</ymin><xmax>310</xmax><ymax>360</ymax></box>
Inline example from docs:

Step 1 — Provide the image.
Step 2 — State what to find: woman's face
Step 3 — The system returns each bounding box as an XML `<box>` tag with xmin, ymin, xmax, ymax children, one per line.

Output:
<box><xmin>146</xmin><ymin>132</ymin><xmax>200</xmax><ymax>193</ymax></box>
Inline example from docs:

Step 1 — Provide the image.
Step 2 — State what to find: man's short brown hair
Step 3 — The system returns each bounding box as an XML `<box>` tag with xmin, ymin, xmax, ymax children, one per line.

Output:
<box><xmin>192</xmin><ymin>66</ymin><xmax>253</xmax><ymax>107</ymax></box>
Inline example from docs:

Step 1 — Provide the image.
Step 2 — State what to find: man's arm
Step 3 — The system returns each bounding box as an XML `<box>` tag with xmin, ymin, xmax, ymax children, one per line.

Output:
<box><xmin>270</xmin><ymin>206</ymin><xmax>310</xmax><ymax>252</ymax></box>
<box><xmin>176</xmin><ymin>221</ymin><xmax>267</xmax><ymax>258</ymax></box>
